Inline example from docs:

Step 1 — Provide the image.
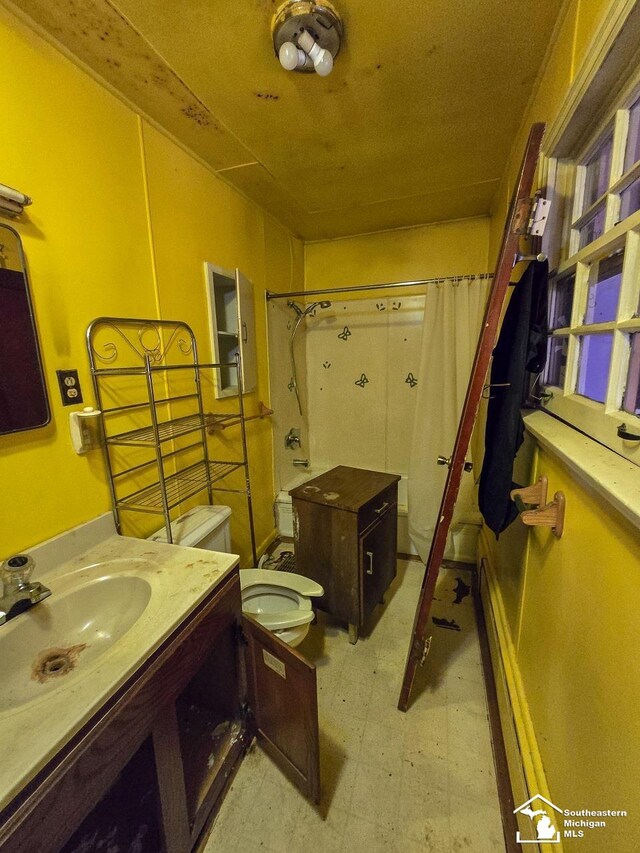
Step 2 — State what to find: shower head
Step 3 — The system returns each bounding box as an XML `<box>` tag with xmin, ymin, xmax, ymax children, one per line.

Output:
<box><xmin>304</xmin><ymin>300</ymin><xmax>332</xmax><ymax>315</ymax></box>
<box><xmin>287</xmin><ymin>299</ymin><xmax>331</xmax><ymax>317</ymax></box>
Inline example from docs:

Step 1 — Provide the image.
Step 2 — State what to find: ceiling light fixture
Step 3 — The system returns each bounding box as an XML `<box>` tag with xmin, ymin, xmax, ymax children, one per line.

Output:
<box><xmin>272</xmin><ymin>1</ymin><xmax>343</xmax><ymax>77</ymax></box>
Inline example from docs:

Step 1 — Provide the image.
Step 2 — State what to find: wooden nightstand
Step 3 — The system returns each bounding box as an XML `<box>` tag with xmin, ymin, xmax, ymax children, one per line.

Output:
<box><xmin>290</xmin><ymin>466</ymin><xmax>400</xmax><ymax>643</ymax></box>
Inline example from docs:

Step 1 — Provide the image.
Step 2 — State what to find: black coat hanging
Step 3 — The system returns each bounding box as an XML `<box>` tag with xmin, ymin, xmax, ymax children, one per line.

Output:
<box><xmin>478</xmin><ymin>258</ymin><xmax>548</xmax><ymax>536</ymax></box>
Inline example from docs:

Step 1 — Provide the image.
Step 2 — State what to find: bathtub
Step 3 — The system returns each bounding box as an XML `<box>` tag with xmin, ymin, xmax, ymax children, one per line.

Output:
<box><xmin>275</xmin><ymin>468</ymin><xmax>480</xmax><ymax>563</ymax></box>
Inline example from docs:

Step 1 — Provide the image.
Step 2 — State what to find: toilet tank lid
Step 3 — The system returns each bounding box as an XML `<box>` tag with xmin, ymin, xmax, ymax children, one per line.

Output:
<box><xmin>148</xmin><ymin>505</ymin><xmax>231</xmax><ymax>548</ymax></box>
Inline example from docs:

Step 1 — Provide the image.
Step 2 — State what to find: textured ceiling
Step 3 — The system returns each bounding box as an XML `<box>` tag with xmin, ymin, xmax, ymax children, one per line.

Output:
<box><xmin>9</xmin><ymin>0</ymin><xmax>564</xmax><ymax>239</ymax></box>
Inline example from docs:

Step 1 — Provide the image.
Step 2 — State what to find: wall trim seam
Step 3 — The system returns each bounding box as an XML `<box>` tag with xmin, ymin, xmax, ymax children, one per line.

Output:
<box><xmin>137</xmin><ymin>117</ymin><xmax>161</xmax><ymax>321</ymax></box>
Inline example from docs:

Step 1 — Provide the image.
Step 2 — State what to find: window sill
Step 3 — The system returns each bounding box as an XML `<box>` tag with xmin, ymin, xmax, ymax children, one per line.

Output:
<box><xmin>523</xmin><ymin>410</ymin><xmax>640</xmax><ymax>530</ymax></box>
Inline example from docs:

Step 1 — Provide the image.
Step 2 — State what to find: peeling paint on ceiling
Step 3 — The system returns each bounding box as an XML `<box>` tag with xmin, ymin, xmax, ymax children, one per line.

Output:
<box><xmin>9</xmin><ymin>0</ymin><xmax>564</xmax><ymax>239</ymax></box>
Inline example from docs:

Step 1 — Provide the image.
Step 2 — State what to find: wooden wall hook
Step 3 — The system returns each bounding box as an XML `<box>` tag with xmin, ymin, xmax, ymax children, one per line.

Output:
<box><xmin>510</xmin><ymin>474</ymin><xmax>548</xmax><ymax>508</ymax></box>
<box><xmin>520</xmin><ymin>491</ymin><xmax>565</xmax><ymax>538</ymax></box>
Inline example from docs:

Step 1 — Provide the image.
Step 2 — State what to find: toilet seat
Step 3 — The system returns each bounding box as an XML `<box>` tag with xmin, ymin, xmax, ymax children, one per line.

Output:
<box><xmin>239</xmin><ymin>568</ymin><xmax>323</xmax><ymax>646</ymax></box>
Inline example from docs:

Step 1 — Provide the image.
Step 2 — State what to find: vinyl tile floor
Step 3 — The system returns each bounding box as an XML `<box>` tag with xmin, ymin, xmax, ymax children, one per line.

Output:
<box><xmin>202</xmin><ymin>558</ymin><xmax>505</xmax><ymax>852</ymax></box>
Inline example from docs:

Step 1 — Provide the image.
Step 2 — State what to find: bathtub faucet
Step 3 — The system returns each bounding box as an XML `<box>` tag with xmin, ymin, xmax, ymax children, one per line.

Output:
<box><xmin>285</xmin><ymin>428</ymin><xmax>301</xmax><ymax>449</ymax></box>
<box><xmin>293</xmin><ymin>459</ymin><xmax>310</xmax><ymax>468</ymax></box>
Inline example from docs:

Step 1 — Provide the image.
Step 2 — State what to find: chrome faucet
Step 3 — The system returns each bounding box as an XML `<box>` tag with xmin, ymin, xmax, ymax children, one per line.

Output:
<box><xmin>0</xmin><ymin>555</ymin><xmax>51</xmax><ymax>625</ymax></box>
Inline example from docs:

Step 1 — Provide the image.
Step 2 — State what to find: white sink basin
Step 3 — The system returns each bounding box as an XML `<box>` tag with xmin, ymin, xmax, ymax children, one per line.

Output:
<box><xmin>0</xmin><ymin>574</ymin><xmax>151</xmax><ymax>711</ymax></box>
<box><xmin>0</xmin><ymin>523</ymin><xmax>240</xmax><ymax>815</ymax></box>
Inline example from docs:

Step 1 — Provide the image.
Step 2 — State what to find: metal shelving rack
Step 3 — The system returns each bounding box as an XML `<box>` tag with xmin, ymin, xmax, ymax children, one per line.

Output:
<box><xmin>86</xmin><ymin>317</ymin><xmax>257</xmax><ymax>563</ymax></box>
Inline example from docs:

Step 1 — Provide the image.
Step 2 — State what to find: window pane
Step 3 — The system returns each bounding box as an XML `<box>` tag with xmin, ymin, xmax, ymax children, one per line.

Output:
<box><xmin>577</xmin><ymin>333</ymin><xmax>613</xmax><ymax>403</ymax></box>
<box><xmin>624</xmin><ymin>97</ymin><xmax>640</xmax><ymax>172</ymax></box>
<box><xmin>623</xmin><ymin>333</ymin><xmax>640</xmax><ymax>415</ymax></box>
<box><xmin>582</xmin><ymin>135</ymin><xmax>612</xmax><ymax>211</ymax></box>
<box><xmin>584</xmin><ymin>253</ymin><xmax>623</xmax><ymax>324</ymax></box>
<box><xmin>548</xmin><ymin>274</ymin><xmax>575</xmax><ymax>329</ymax></box>
<box><xmin>544</xmin><ymin>336</ymin><xmax>568</xmax><ymax>387</ymax></box>
<box><xmin>578</xmin><ymin>204</ymin><xmax>606</xmax><ymax>249</ymax></box>
<box><xmin>619</xmin><ymin>177</ymin><xmax>640</xmax><ymax>221</ymax></box>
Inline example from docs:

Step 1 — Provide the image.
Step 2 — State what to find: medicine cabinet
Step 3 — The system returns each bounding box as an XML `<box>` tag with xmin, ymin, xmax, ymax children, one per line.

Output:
<box><xmin>204</xmin><ymin>263</ymin><xmax>257</xmax><ymax>398</ymax></box>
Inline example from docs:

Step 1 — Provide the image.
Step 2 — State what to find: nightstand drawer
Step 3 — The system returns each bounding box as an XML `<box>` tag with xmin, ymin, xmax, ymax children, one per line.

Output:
<box><xmin>359</xmin><ymin>483</ymin><xmax>398</xmax><ymax>533</ymax></box>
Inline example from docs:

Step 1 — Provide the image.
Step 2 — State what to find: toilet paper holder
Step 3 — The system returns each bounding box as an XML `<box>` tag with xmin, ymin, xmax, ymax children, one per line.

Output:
<box><xmin>511</xmin><ymin>475</ymin><xmax>565</xmax><ymax>538</ymax></box>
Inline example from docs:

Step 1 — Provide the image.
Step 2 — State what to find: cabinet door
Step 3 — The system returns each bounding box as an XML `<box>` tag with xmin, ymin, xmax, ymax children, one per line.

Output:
<box><xmin>235</xmin><ymin>269</ymin><xmax>257</xmax><ymax>394</ymax></box>
<box><xmin>360</xmin><ymin>511</ymin><xmax>397</xmax><ymax>622</ymax></box>
<box><xmin>242</xmin><ymin>614</ymin><xmax>320</xmax><ymax>803</ymax></box>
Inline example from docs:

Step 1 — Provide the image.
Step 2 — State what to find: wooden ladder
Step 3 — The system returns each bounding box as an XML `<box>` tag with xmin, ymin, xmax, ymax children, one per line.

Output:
<box><xmin>398</xmin><ymin>123</ymin><xmax>546</xmax><ymax>712</ymax></box>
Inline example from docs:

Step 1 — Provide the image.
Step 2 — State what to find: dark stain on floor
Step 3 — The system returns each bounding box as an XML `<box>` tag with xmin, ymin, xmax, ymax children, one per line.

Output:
<box><xmin>432</xmin><ymin>617</ymin><xmax>461</xmax><ymax>632</ymax></box>
<box><xmin>452</xmin><ymin>577</ymin><xmax>471</xmax><ymax>604</ymax></box>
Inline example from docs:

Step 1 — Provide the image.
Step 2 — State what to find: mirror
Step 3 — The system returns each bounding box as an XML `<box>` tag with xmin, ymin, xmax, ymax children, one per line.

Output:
<box><xmin>0</xmin><ymin>224</ymin><xmax>50</xmax><ymax>434</ymax></box>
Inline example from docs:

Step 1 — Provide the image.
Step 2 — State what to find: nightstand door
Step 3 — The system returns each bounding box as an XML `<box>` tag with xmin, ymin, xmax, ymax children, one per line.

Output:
<box><xmin>360</xmin><ymin>511</ymin><xmax>397</xmax><ymax>622</ymax></box>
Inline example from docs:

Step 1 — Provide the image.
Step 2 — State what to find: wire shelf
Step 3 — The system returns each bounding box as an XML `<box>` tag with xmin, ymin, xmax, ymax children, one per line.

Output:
<box><xmin>116</xmin><ymin>460</ymin><xmax>245</xmax><ymax>513</ymax></box>
<box><xmin>86</xmin><ymin>317</ymin><xmax>258</xmax><ymax>562</ymax></box>
<box><xmin>107</xmin><ymin>413</ymin><xmax>208</xmax><ymax>446</ymax></box>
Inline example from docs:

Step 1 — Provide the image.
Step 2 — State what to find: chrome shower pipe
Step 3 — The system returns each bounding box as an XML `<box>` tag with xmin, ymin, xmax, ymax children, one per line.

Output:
<box><xmin>287</xmin><ymin>300</ymin><xmax>331</xmax><ymax>416</ymax></box>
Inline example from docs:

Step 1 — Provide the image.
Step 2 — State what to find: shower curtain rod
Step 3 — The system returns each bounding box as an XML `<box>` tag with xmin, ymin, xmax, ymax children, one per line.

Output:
<box><xmin>266</xmin><ymin>272</ymin><xmax>494</xmax><ymax>301</ymax></box>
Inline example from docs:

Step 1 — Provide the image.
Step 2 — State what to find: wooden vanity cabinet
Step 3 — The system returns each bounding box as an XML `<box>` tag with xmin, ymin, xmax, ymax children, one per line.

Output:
<box><xmin>291</xmin><ymin>466</ymin><xmax>400</xmax><ymax>643</ymax></box>
<box><xmin>0</xmin><ymin>569</ymin><xmax>320</xmax><ymax>853</ymax></box>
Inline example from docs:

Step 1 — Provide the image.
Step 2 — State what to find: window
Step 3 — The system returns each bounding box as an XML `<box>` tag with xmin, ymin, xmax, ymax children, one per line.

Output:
<box><xmin>623</xmin><ymin>333</ymin><xmax>640</xmax><ymax>415</ymax></box>
<box><xmin>542</xmin><ymin>81</ymin><xmax>640</xmax><ymax>465</ymax></box>
<box><xmin>624</xmin><ymin>97</ymin><xmax>640</xmax><ymax>171</ymax></box>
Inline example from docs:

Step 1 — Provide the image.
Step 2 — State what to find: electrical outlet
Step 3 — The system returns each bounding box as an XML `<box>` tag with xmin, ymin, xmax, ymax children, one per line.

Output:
<box><xmin>56</xmin><ymin>369</ymin><xmax>84</xmax><ymax>406</ymax></box>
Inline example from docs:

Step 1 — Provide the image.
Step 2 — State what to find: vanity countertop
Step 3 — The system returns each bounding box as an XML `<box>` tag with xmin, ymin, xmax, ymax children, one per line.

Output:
<box><xmin>0</xmin><ymin>533</ymin><xmax>238</xmax><ymax>812</ymax></box>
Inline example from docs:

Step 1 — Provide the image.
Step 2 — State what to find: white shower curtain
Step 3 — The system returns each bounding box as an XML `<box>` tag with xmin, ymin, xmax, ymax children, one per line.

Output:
<box><xmin>408</xmin><ymin>277</ymin><xmax>490</xmax><ymax>562</ymax></box>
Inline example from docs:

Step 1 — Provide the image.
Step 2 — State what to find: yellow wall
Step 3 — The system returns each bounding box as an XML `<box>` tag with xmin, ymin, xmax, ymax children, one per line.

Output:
<box><xmin>483</xmin><ymin>2</ymin><xmax>639</xmax><ymax>849</ymax></box>
<box><xmin>305</xmin><ymin>216</ymin><xmax>490</xmax><ymax>292</ymax></box>
<box><xmin>141</xmin><ymin>122</ymin><xmax>304</xmax><ymax>562</ymax></box>
<box><xmin>488</xmin><ymin>0</ymin><xmax>613</xmax><ymax>264</ymax></box>
<box><xmin>519</xmin><ymin>453</ymin><xmax>639</xmax><ymax>835</ymax></box>
<box><xmin>0</xmin><ymin>6</ymin><xmax>302</xmax><ymax>563</ymax></box>
<box><xmin>0</xmin><ymin>6</ymin><xmax>156</xmax><ymax>552</ymax></box>
<box><xmin>0</xmin><ymin>2</ymin><xmax>488</xmax><ymax>566</ymax></box>
<box><xmin>480</xmin><ymin>446</ymin><xmax>640</xmax><ymax>851</ymax></box>
<box><xmin>3</xmin><ymin>0</ymin><xmax>636</xmax><ymax>840</ymax></box>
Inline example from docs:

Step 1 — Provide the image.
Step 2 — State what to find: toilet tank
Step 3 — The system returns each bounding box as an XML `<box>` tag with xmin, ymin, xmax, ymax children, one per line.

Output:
<box><xmin>148</xmin><ymin>505</ymin><xmax>232</xmax><ymax>552</ymax></box>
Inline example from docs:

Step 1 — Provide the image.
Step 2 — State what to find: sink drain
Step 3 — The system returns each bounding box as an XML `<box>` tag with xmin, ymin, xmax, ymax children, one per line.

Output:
<box><xmin>31</xmin><ymin>644</ymin><xmax>88</xmax><ymax>684</ymax></box>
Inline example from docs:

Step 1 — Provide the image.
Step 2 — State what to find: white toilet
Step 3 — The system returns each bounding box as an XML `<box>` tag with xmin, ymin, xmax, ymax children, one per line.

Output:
<box><xmin>149</xmin><ymin>505</ymin><xmax>323</xmax><ymax>647</ymax></box>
